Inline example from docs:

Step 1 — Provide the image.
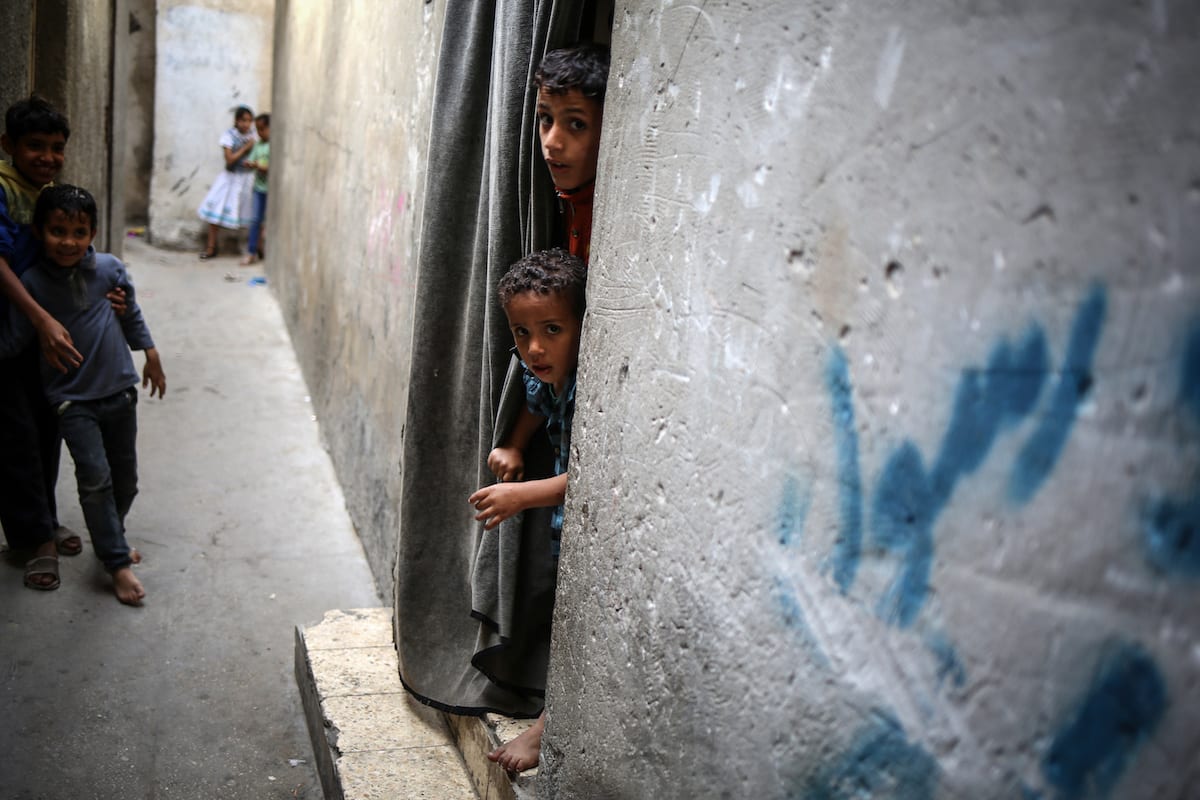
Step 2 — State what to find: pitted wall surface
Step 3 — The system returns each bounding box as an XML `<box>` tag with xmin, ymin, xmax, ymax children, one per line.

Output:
<box><xmin>542</xmin><ymin>2</ymin><xmax>1200</xmax><ymax>797</ymax></box>
<box><xmin>267</xmin><ymin>0</ymin><xmax>444</xmax><ymax>598</ymax></box>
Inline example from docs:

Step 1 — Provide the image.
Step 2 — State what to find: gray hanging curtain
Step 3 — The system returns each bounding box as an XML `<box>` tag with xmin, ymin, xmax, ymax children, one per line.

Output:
<box><xmin>394</xmin><ymin>0</ymin><xmax>585</xmax><ymax>716</ymax></box>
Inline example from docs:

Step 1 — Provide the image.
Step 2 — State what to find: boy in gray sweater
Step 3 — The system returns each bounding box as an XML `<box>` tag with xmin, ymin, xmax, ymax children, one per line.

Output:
<box><xmin>0</xmin><ymin>185</ymin><xmax>165</xmax><ymax>604</ymax></box>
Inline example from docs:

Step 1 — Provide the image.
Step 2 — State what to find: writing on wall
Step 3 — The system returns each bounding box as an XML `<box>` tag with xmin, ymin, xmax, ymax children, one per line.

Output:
<box><xmin>769</xmin><ymin>285</ymin><xmax>1193</xmax><ymax>797</ymax></box>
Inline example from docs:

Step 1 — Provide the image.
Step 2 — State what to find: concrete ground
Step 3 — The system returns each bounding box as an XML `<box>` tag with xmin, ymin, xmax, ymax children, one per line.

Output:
<box><xmin>0</xmin><ymin>238</ymin><xmax>382</xmax><ymax>799</ymax></box>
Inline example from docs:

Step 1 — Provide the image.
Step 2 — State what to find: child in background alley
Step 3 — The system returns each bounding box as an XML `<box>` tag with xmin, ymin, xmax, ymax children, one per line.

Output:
<box><xmin>0</xmin><ymin>94</ymin><xmax>89</xmax><ymax>586</ymax></box>
<box><xmin>240</xmin><ymin>113</ymin><xmax>270</xmax><ymax>266</ymax></box>
<box><xmin>198</xmin><ymin>105</ymin><xmax>256</xmax><ymax>259</ymax></box>
<box><xmin>0</xmin><ymin>185</ymin><xmax>165</xmax><ymax>604</ymax></box>
<box><xmin>476</xmin><ymin>42</ymin><xmax>609</xmax><ymax>773</ymax></box>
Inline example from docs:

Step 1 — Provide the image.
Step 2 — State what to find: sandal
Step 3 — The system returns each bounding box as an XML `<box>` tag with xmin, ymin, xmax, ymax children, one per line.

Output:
<box><xmin>199</xmin><ymin>249</ymin><xmax>217</xmax><ymax>260</ymax></box>
<box><xmin>55</xmin><ymin>525</ymin><xmax>83</xmax><ymax>556</ymax></box>
<box><xmin>24</xmin><ymin>555</ymin><xmax>60</xmax><ymax>591</ymax></box>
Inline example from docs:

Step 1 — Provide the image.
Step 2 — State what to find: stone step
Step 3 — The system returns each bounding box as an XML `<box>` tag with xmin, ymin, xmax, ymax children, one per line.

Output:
<box><xmin>295</xmin><ymin>608</ymin><xmax>479</xmax><ymax>799</ymax></box>
<box><xmin>295</xmin><ymin>608</ymin><xmax>537</xmax><ymax>800</ymax></box>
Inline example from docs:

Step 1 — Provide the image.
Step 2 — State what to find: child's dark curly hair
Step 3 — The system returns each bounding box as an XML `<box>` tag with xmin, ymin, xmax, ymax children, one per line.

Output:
<box><xmin>534</xmin><ymin>43</ymin><xmax>611</xmax><ymax>103</ymax></box>
<box><xmin>34</xmin><ymin>184</ymin><xmax>97</xmax><ymax>232</ymax></box>
<box><xmin>498</xmin><ymin>248</ymin><xmax>587</xmax><ymax>318</ymax></box>
<box><xmin>4</xmin><ymin>94</ymin><xmax>70</xmax><ymax>143</ymax></box>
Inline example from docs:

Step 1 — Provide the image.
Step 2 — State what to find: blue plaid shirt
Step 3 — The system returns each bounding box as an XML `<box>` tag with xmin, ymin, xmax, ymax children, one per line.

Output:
<box><xmin>522</xmin><ymin>362</ymin><xmax>576</xmax><ymax>548</ymax></box>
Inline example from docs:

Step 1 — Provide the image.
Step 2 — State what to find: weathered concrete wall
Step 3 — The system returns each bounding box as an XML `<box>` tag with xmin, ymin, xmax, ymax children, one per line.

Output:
<box><xmin>148</xmin><ymin>0</ymin><xmax>274</xmax><ymax>249</ymax></box>
<box><xmin>541</xmin><ymin>1</ymin><xmax>1200</xmax><ymax>798</ymax></box>
<box><xmin>123</xmin><ymin>0</ymin><xmax>157</xmax><ymax>225</ymax></box>
<box><xmin>267</xmin><ymin>0</ymin><xmax>444</xmax><ymax>598</ymax></box>
<box><xmin>0</xmin><ymin>7</ymin><xmax>34</xmax><ymax>108</ymax></box>
<box><xmin>0</xmin><ymin>1</ymin><xmax>120</xmax><ymax>253</ymax></box>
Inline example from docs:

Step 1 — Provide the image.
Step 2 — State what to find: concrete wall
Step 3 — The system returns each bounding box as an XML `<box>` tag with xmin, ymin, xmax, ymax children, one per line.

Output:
<box><xmin>265</xmin><ymin>0</ymin><xmax>1199</xmax><ymax>795</ymax></box>
<box><xmin>267</xmin><ymin>0</ymin><xmax>444</xmax><ymax>597</ymax></box>
<box><xmin>2</xmin><ymin>1</ymin><xmax>119</xmax><ymax>253</ymax></box>
<box><xmin>541</xmin><ymin>1</ymin><xmax>1200</xmax><ymax>798</ymax></box>
<box><xmin>148</xmin><ymin>0</ymin><xmax>274</xmax><ymax>249</ymax></box>
<box><xmin>123</xmin><ymin>0</ymin><xmax>157</xmax><ymax>225</ymax></box>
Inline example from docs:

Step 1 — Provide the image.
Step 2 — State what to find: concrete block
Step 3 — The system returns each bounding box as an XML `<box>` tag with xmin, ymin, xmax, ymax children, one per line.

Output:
<box><xmin>295</xmin><ymin>608</ymin><xmax>475</xmax><ymax>800</ymax></box>
<box><xmin>338</xmin><ymin>748</ymin><xmax>478</xmax><ymax>800</ymax></box>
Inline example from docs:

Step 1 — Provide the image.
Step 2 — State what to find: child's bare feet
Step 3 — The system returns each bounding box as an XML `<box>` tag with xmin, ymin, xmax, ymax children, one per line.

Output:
<box><xmin>487</xmin><ymin>713</ymin><xmax>545</xmax><ymax>773</ymax></box>
<box><xmin>112</xmin><ymin>566</ymin><xmax>145</xmax><ymax>606</ymax></box>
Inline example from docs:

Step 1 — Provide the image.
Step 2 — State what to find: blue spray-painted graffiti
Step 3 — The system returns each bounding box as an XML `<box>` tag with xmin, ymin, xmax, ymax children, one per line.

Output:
<box><xmin>826</xmin><ymin>348</ymin><xmax>865</xmax><ymax>593</ymax></box>
<box><xmin>1141</xmin><ymin>321</ymin><xmax>1200</xmax><ymax>577</ymax></box>
<box><xmin>1143</xmin><ymin>495</ymin><xmax>1200</xmax><ymax>577</ymax></box>
<box><xmin>774</xmin><ymin>286</ymin><xmax>1108</xmax><ymax>634</ymax></box>
<box><xmin>1009</xmin><ymin>287</ymin><xmax>1107</xmax><ymax>504</ymax></box>
<box><xmin>767</xmin><ymin>290</ymin><xmax>1183</xmax><ymax>796</ymax></box>
<box><xmin>803</xmin><ymin>710</ymin><xmax>937</xmax><ymax>800</ymax></box>
<box><xmin>926</xmin><ymin>632</ymin><xmax>966</xmax><ymax>689</ymax></box>
<box><xmin>1182</xmin><ymin>322</ymin><xmax>1200</xmax><ymax>419</ymax></box>
<box><xmin>872</xmin><ymin>321</ymin><xmax>1052</xmax><ymax>626</ymax></box>
<box><xmin>817</xmin><ymin>286</ymin><xmax>1106</xmax><ymax>628</ymax></box>
<box><xmin>778</xmin><ymin>472</ymin><xmax>811</xmax><ymax>548</ymax></box>
<box><xmin>1042</xmin><ymin>642</ymin><xmax>1167</xmax><ymax>799</ymax></box>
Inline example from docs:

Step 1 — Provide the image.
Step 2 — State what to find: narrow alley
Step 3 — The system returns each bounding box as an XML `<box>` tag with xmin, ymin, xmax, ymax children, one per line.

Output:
<box><xmin>0</xmin><ymin>239</ymin><xmax>382</xmax><ymax>799</ymax></box>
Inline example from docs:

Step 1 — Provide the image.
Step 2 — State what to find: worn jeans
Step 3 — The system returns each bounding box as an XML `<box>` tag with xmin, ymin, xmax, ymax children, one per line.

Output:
<box><xmin>57</xmin><ymin>388</ymin><xmax>138</xmax><ymax>571</ymax></box>
<box><xmin>0</xmin><ymin>346</ymin><xmax>61</xmax><ymax>549</ymax></box>
<box><xmin>247</xmin><ymin>189</ymin><xmax>267</xmax><ymax>255</ymax></box>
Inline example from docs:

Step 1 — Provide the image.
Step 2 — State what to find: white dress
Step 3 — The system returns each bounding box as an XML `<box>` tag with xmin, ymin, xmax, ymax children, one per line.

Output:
<box><xmin>197</xmin><ymin>128</ymin><xmax>256</xmax><ymax>229</ymax></box>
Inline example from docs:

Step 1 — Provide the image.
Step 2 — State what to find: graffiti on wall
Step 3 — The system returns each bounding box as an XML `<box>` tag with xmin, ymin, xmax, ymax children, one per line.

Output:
<box><xmin>770</xmin><ymin>285</ymin><xmax>1193</xmax><ymax>798</ymax></box>
<box><xmin>1141</xmin><ymin>321</ymin><xmax>1200</xmax><ymax>577</ymax></box>
<box><xmin>845</xmin><ymin>285</ymin><xmax>1106</xmax><ymax>627</ymax></box>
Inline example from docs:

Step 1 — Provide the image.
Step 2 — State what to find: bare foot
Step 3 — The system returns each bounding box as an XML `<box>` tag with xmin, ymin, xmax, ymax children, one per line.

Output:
<box><xmin>112</xmin><ymin>566</ymin><xmax>145</xmax><ymax>606</ymax></box>
<box><xmin>239</xmin><ymin>254</ymin><xmax>256</xmax><ymax>266</ymax></box>
<box><xmin>130</xmin><ymin>548</ymin><xmax>143</xmax><ymax>564</ymax></box>
<box><xmin>487</xmin><ymin>713</ymin><xmax>545</xmax><ymax>773</ymax></box>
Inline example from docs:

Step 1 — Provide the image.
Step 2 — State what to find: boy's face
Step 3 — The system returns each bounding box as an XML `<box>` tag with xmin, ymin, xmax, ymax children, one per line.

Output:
<box><xmin>505</xmin><ymin>290</ymin><xmax>582</xmax><ymax>394</ymax></box>
<box><xmin>235</xmin><ymin>113</ymin><xmax>253</xmax><ymax>134</ymax></box>
<box><xmin>1</xmin><ymin>131</ymin><xmax>67</xmax><ymax>187</ymax></box>
<box><xmin>537</xmin><ymin>88</ymin><xmax>602</xmax><ymax>192</ymax></box>
<box><xmin>255</xmin><ymin>120</ymin><xmax>270</xmax><ymax>141</ymax></box>
<box><xmin>36</xmin><ymin>209</ymin><xmax>96</xmax><ymax>268</ymax></box>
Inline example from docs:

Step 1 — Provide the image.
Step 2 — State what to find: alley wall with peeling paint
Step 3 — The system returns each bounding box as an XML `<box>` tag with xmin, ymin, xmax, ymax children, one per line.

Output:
<box><xmin>541</xmin><ymin>2</ymin><xmax>1200</xmax><ymax>798</ymax></box>
<box><xmin>264</xmin><ymin>0</ymin><xmax>1200</xmax><ymax>796</ymax></box>
<box><xmin>267</xmin><ymin>0</ymin><xmax>443</xmax><ymax>594</ymax></box>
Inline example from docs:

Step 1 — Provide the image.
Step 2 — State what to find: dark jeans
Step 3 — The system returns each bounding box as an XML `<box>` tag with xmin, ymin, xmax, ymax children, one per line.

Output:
<box><xmin>247</xmin><ymin>189</ymin><xmax>267</xmax><ymax>255</ymax></box>
<box><xmin>58</xmin><ymin>388</ymin><xmax>139</xmax><ymax>571</ymax></box>
<box><xmin>0</xmin><ymin>345</ymin><xmax>60</xmax><ymax>550</ymax></box>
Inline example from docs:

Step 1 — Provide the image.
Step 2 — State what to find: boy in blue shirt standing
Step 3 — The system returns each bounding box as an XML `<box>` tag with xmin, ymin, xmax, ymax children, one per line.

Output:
<box><xmin>0</xmin><ymin>185</ymin><xmax>165</xmax><ymax>604</ymax></box>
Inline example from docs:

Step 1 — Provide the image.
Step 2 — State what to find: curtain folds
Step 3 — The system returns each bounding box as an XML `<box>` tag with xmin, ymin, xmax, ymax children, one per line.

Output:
<box><xmin>394</xmin><ymin>0</ymin><xmax>585</xmax><ymax>716</ymax></box>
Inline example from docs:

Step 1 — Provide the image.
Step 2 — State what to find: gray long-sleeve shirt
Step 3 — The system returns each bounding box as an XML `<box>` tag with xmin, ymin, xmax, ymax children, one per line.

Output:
<box><xmin>0</xmin><ymin>247</ymin><xmax>155</xmax><ymax>405</ymax></box>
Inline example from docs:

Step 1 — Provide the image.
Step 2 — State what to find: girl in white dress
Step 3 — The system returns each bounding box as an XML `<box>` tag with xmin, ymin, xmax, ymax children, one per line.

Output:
<box><xmin>197</xmin><ymin>106</ymin><xmax>256</xmax><ymax>258</ymax></box>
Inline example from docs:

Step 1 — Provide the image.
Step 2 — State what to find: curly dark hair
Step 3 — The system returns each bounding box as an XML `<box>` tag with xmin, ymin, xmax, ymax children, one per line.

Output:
<box><xmin>34</xmin><ymin>184</ymin><xmax>97</xmax><ymax>232</ymax></box>
<box><xmin>534</xmin><ymin>43</ymin><xmax>611</xmax><ymax>103</ymax></box>
<box><xmin>4</xmin><ymin>94</ymin><xmax>70</xmax><ymax>143</ymax></box>
<box><xmin>498</xmin><ymin>248</ymin><xmax>587</xmax><ymax>318</ymax></box>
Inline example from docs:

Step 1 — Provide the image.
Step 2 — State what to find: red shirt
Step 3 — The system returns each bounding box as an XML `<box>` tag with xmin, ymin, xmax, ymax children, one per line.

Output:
<box><xmin>556</xmin><ymin>181</ymin><xmax>594</xmax><ymax>264</ymax></box>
